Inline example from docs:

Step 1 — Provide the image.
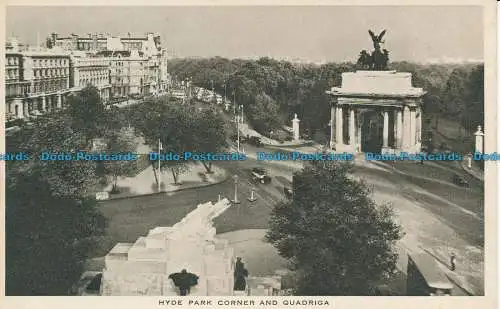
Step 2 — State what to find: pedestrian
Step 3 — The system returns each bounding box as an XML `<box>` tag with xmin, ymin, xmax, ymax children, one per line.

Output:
<box><xmin>450</xmin><ymin>253</ymin><xmax>456</xmax><ymax>271</ymax></box>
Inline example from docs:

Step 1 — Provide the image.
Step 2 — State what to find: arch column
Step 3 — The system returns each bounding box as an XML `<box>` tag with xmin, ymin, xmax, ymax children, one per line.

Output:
<box><xmin>349</xmin><ymin>108</ymin><xmax>356</xmax><ymax>146</ymax></box>
<box><xmin>409</xmin><ymin>108</ymin><xmax>416</xmax><ymax>147</ymax></box>
<box><xmin>403</xmin><ymin>106</ymin><xmax>411</xmax><ymax>149</ymax></box>
<box><xmin>41</xmin><ymin>96</ymin><xmax>47</xmax><ymax>112</ymax></box>
<box><xmin>335</xmin><ymin>105</ymin><xmax>343</xmax><ymax>146</ymax></box>
<box><xmin>395</xmin><ymin>108</ymin><xmax>403</xmax><ymax>148</ymax></box>
<box><xmin>382</xmin><ymin>110</ymin><xmax>389</xmax><ymax>148</ymax></box>
<box><xmin>330</xmin><ymin>105</ymin><xmax>336</xmax><ymax>149</ymax></box>
<box><xmin>23</xmin><ymin>100</ymin><xmax>30</xmax><ymax>118</ymax></box>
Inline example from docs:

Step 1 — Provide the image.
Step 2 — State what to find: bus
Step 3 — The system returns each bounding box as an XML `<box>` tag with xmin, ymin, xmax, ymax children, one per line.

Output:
<box><xmin>407</xmin><ymin>252</ymin><xmax>453</xmax><ymax>296</ymax></box>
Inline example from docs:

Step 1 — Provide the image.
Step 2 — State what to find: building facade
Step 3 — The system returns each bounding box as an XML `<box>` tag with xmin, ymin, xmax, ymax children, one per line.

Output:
<box><xmin>70</xmin><ymin>53</ymin><xmax>112</xmax><ymax>102</ymax></box>
<box><xmin>6</xmin><ymin>43</ymin><xmax>72</xmax><ymax>119</ymax></box>
<box><xmin>51</xmin><ymin>32</ymin><xmax>168</xmax><ymax>93</ymax></box>
<box><xmin>5</xmin><ymin>32</ymin><xmax>169</xmax><ymax>120</ymax></box>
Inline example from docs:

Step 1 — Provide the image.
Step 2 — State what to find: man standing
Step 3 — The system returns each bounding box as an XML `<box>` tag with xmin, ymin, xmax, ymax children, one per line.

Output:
<box><xmin>450</xmin><ymin>253</ymin><xmax>456</xmax><ymax>271</ymax></box>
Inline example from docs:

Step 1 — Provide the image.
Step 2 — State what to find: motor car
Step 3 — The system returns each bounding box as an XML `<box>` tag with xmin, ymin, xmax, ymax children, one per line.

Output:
<box><xmin>251</xmin><ymin>167</ymin><xmax>272</xmax><ymax>184</ymax></box>
<box><xmin>246</xmin><ymin>136</ymin><xmax>263</xmax><ymax>147</ymax></box>
<box><xmin>452</xmin><ymin>174</ymin><xmax>470</xmax><ymax>187</ymax></box>
<box><xmin>283</xmin><ymin>187</ymin><xmax>293</xmax><ymax>199</ymax></box>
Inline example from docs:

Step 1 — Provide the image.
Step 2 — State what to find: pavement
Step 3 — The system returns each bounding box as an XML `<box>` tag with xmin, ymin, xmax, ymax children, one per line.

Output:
<box><xmin>459</xmin><ymin>159</ymin><xmax>484</xmax><ymax>181</ymax></box>
<box><xmin>96</xmin><ymin>162</ymin><xmax>227</xmax><ymax>199</ymax></box>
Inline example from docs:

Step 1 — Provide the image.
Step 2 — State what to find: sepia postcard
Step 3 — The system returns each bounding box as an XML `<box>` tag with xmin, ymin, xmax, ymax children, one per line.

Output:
<box><xmin>1</xmin><ymin>1</ymin><xmax>497</xmax><ymax>309</ymax></box>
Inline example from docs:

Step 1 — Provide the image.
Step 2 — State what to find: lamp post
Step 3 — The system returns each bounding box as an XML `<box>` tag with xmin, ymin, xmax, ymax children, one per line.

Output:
<box><xmin>233</xmin><ymin>91</ymin><xmax>237</xmax><ymax>122</ymax></box>
<box><xmin>239</xmin><ymin>105</ymin><xmax>244</xmax><ymax>124</ymax></box>
<box><xmin>224</xmin><ymin>82</ymin><xmax>227</xmax><ymax>103</ymax></box>
<box><xmin>237</xmin><ymin>114</ymin><xmax>241</xmax><ymax>153</ymax></box>
<box><xmin>158</xmin><ymin>139</ymin><xmax>163</xmax><ymax>192</ymax></box>
<box><xmin>232</xmin><ymin>174</ymin><xmax>240</xmax><ymax>204</ymax></box>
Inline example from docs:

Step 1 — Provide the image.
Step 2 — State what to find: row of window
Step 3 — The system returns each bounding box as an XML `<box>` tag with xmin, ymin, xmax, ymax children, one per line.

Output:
<box><xmin>5</xmin><ymin>68</ymin><xmax>19</xmax><ymax>80</ymax></box>
<box><xmin>32</xmin><ymin>80</ymin><xmax>68</xmax><ymax>93</ymax></box>
<box><xmin>79</xmin><ymin>77</ymin><xmax>109</xmax><ymax>87</ymax></box>
<box><xmin>33</xmin><ymin>58</ymin><xmax>69</xmax><ymax>67</ymax></box>
<box><xmin>6</xmin><ymin>57</ymin><xmax>20</xmax><ymax>66</ymax></box>
<box><xmin>77</xmin><ymin>42</ymin><xmax>107</xmax><ymax>50</ymax></box>
<box><xmin>80</xmin><ymin>69</ymin><xmax>108</xmax><ymax>78</ymax></box>
<box><xmin>5</xmin><ymin>80</ymin><xmax>68</xmax><ymax>96</ymax></box>
<box><xmin>34</xmin><ymin>68</ymin><xmax>69</xmax><ymax>78</ymax></box>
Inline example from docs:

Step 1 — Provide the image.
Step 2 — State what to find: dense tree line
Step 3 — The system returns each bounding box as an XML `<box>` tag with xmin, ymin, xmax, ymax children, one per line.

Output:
<box><xmin>169</xmin><ymin>57</ymin><xmax>484</xmax><ymax>147</ymax></box>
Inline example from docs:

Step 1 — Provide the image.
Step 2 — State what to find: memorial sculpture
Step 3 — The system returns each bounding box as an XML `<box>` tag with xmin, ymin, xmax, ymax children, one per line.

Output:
<box><xmin>233</xmin><ymin>257</ymin><xmax>249</xmax><ymax>291</ymax></box>
<box><xmin>169</xmin><ymin>269</ymin><xmax>199</xmax><ymax>295</ymax></box>
<box><xmin>327</xmin><ymin>29</ymin><xmax>425</xmax><ymax>155</ymax></box>
<box><xmin>100</xmin><ymin>198</ymin><xmax>238</xmax><ymax>296</ymax></box>
<box><xmin>357</xmin><ymin>29</ymin><xmax>390</xmax><ymax>70</ymax></box>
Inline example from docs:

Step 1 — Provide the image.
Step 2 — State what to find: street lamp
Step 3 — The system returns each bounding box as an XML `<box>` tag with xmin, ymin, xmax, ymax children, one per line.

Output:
<box><xmin>239</xmin><ymin>105</ymin><xmax>244</xmax><ymax>124</ymax></box>
<box><xmin>158</xmin><ymin>139</ymin><xmax>163</xmax><ymax>192</ymax></box>
<box><xmin>223</xmin><ymin>82</ymin><xmax>227</xmax><ymax>103</ymax></box>
<box><xmin>232</xmin><ymin>174</ymin><xmax>240</xmax><ymax>204</ymax></box>
<box><xmin>236</xmin><ymin>114</ymin><xmax>241</xmax><ymax>153</ymax></box>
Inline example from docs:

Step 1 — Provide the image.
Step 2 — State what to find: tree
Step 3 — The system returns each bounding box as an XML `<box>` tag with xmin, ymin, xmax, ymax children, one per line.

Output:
<box><xmin>5</xmin><ymin>110</ymin><xmax>106</xmax><ymax>295</ymax></box>
<box><xmin>6</xmin><ymin>166</ymin><xmax>107</xmax><ymax>295</ymax></box>
<box><xmin>248</xmin><ymin>92</ymin><xmax>282</xmax><ymax>135</ymax></box>
<box><xmin>103</xmin><ymin>127</ymin><xmax>139</xmax><ymax>193</ymax></box>
<box><xmin>66</xmin><ymin>86</ymin><xmax>108</xmax><ymax>144</ymax></box>
<box><xmin>11</xmin><ymin>112</ymin><xmax>99</xmax><ymax>197</ymax></box>
<box><xmin>266</xmin><ymin>160</ymin><xmax>403</xmax><ymax>295</ymax></box>
<box><xmin>192</xmin><ymin>110</ymin><xmax>228</xmax><ymax>173</ymax></box>
<box><xmin>131</xmin><ymin>98</ymin><xmax>196</xmax><ymax>185</ymax></box>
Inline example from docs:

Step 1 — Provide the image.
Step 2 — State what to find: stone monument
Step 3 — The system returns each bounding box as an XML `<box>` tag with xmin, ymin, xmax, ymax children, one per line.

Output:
<box><xmin>474</xmin><ymin>126</ymin><xmax>484</xmax><ymax>154</ymax></box>
<box><xmin>292</xmin><ymin>114</ymin><xmax>300</xmax><ymax>141</ymax></box>
<box><xmin>100</xmin><ymin>199</ymin><xmax>237</xmax><ymax>296</ymax></box>
<box><xmin>327</xmin><ymin>30</ymin><xmax>425</xmax><ymax>155</ymax></box>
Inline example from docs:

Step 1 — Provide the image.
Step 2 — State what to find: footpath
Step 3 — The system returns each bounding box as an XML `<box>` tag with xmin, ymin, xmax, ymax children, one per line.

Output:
<box><xmin>95</xmin><ymin>162</ymin><xmax>228</xmax><ymax>200</ymax></box>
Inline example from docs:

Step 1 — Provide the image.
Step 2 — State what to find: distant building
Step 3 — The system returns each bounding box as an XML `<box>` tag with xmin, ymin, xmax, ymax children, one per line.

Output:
<box><xmin>5</xmin><ymin>40</ymin><xmax>72</xmax><ymax>119</ymax></box>
<box><xmin>50</xmin><ymin>32</ymin><xmax>168</xmax><ymax>93</ymax></box>
<box><xmin>4</xmin><ymin>32</ymin><xmax>170</xmax><ymax>119</ymax></box>
<box><xmin>70</xmin><ymin>52</ymin><xmax>112</xmax><ymax>102</ymax></box>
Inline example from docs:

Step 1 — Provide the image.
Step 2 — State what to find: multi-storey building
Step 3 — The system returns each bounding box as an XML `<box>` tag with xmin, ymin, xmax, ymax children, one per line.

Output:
<box><xmin>70</xmin><ymin>52</ymin><xmax>111</xmax><ymax>102</ymax></box>
<box><xmin>51</xmin><ymin>32</ymin><xmax>168</xmax><ymax>93</ymax></box>
<box><xmin>5</xmin><ymin>32</ymin><xmax>169</xmax><ymax>120</ymax></box>
<box><xmin>5</xmin><ymin>39</ymin><xmax>72</xmax><ymax>119</ymax></box>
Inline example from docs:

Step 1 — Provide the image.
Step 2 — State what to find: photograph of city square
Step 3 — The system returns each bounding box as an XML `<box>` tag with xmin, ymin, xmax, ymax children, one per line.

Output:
<box><xmin>4</xmin><ymin>5</ymin><xmax>488</xmax><ymax>297</ymax></box>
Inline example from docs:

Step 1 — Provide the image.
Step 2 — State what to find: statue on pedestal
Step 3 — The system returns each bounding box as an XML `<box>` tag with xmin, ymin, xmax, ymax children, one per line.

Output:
<box><xmin>233</xmin><ymin>257</ymin><xmax>249</xmax><ymax>291</ymax></box>
<box><xmin>356</xmin><ymin>29</ymin><xmax>390</xmax><ymax>70</ymax></box>
<box><xmin>169</xmin><ymin>269</ymin><xmax>199</xmax><ymax>296</ymax></box>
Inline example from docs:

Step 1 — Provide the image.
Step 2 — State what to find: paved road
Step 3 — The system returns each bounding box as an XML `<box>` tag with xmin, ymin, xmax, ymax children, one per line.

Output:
<box><xmin>98</xmin><ymin>156</ymin><xmax>298</xmax><ymax>241</ymax></box>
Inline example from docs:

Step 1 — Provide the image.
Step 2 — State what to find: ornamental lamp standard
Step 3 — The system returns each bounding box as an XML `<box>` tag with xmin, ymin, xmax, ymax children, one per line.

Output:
<box><xmin>158</xmin><ymin>139</ymin><xmax>163</xmax><ymax>192</ymax></box>
<box><xmin>239</xmin><ymin>105</ymin><xmax>244</xmax><ymax>124</ymax></box>
<box><xmin>232</xmin><ymin>174</ymin><xmax>240</xmax><ymax>204</ymax></box>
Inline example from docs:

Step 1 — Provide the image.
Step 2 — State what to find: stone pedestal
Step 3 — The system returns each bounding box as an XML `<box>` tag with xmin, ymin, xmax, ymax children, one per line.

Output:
<box><xmin>101</xmin><ymin>199</ymin><xmax>237</xmax><ymax>296</ymax></box>
<box><xmin>292</xmin><ymin>114</ymin><xmax>300</xmax><ymax>141</ymax></box>
<box><xmin>327</xmin><ymin>71</ymin><xmax>425</xmax><ymax>154</ymax></box>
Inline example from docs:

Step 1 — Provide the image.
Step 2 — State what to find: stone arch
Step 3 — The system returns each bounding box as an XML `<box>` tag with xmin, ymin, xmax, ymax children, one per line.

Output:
<box><xmin>360</xmin><ymin>109</ymin><xmax>384</xmax><ymax>153</ymax></box>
